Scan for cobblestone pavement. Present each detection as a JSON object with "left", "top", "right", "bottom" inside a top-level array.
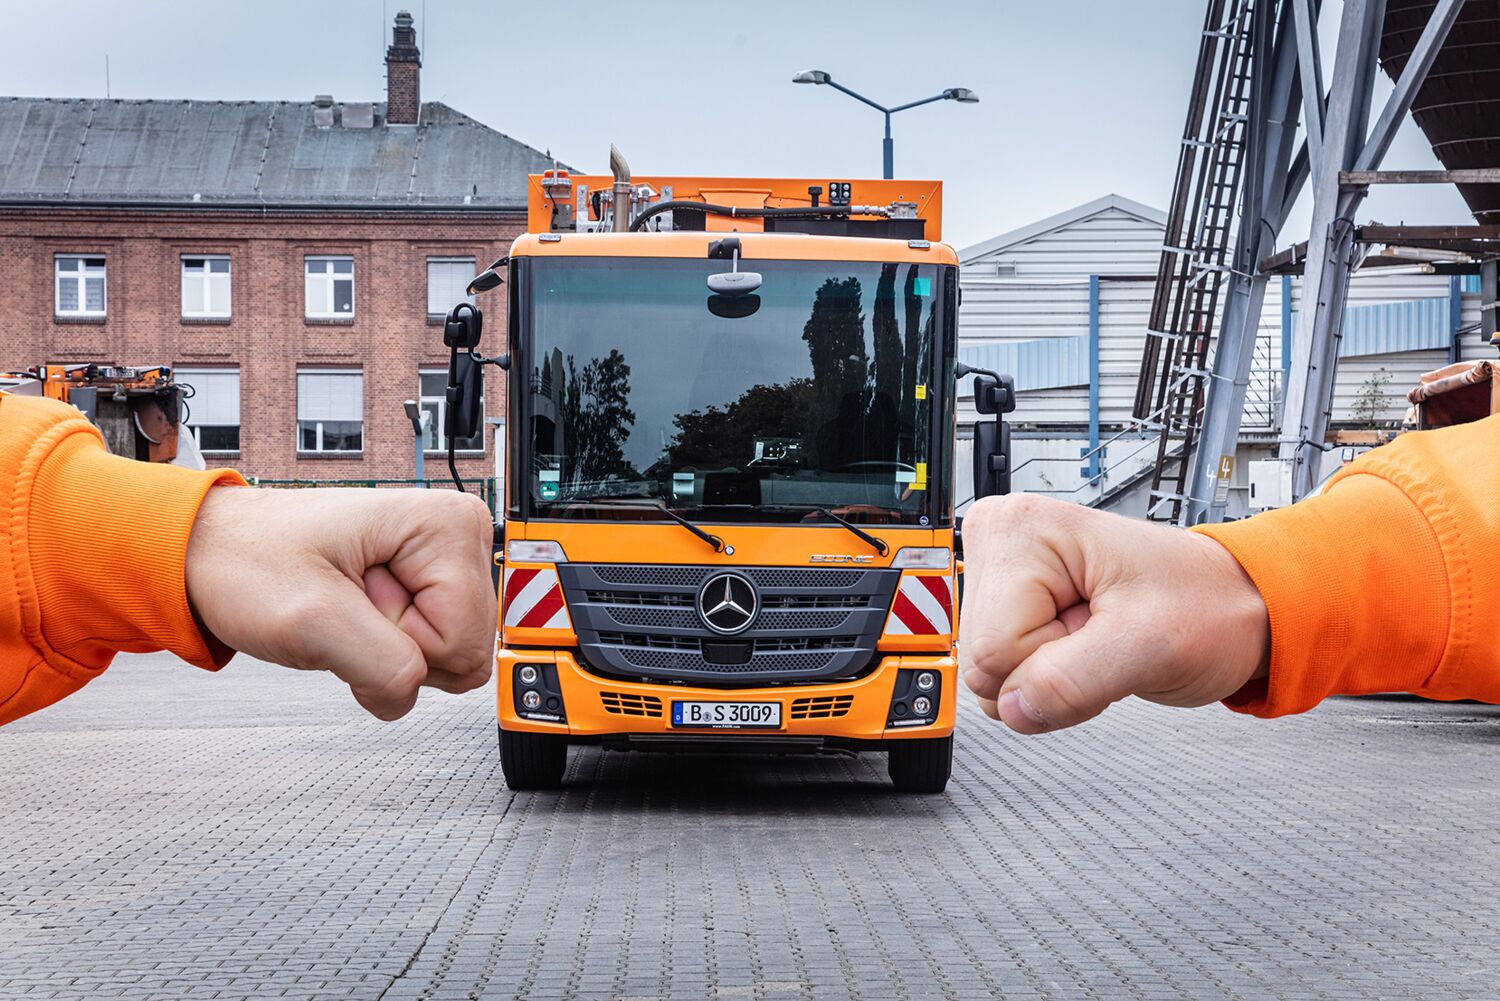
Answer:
[{"left": 3, "top": 653, "right": 1500, "bottom": 1000}]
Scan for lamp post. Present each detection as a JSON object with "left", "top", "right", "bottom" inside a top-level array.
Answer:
[
  {"left": 402, "top": 400, "right": 429, "bottom": 484},
  {"left": 792, "top": 70, "right": 978, "bottom": 179}
]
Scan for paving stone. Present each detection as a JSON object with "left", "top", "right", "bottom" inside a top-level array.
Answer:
[{"left": 3, "top": 654, "right": 1499, "bottom": 999}]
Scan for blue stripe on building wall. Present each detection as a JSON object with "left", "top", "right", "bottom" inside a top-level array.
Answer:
[
  {"left": 1450, "top": 276, "right": 1463, "bottom": 363},
  {"left": 958, "top": 334, "right": 1090, "bottom": 392},
  {"left": 1289, "top": 296, "right": 1452, "bottom": 358},
  {"left": 1086, "top": 274, "right": 1101, "bottom": 483},
  {"left": 1281, "top": 274, "right": 1292, "bottom": 379}
]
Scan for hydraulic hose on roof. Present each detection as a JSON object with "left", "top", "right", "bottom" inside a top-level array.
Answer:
[{"left": 627, "top": 200, "right": 880, "bottom": 232}]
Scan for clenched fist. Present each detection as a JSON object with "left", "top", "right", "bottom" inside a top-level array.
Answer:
[
  {"left": 185, "top": 487, "right": 497, "bottom": 721},
  {"left": 959, "top": 494, "right": 1270, "bottom": 734}
]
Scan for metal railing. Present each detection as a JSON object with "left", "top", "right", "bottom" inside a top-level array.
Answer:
[
  {"left": 1242, "top": 333, "right": 1283, "bottom": 430},
  {"left": 246, "top": 476, "right": 500, "bottom": 515}
]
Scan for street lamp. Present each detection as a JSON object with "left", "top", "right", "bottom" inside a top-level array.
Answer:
[
  {"left": 402, "top": 399, "right": 431, "bottom": 484},
  {"left": 792, "top": 70, "right": 978, "bottom": 179}
]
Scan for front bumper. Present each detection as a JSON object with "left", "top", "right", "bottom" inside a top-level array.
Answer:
[{"left": 497, "top": 648, "right": 956, "bottom": 742}]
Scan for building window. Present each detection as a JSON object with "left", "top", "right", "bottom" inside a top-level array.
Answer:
[
  {"left": 182, "top": 255, "right": 231, "bottom": 317},
  {"left": 177, "top": 368, "right": 241, "bottom": 453},
  {"left": 305, "top": 256, "right": 354, "bottom": 318},
  {"left": 55, "top": 255, "right": 106, "bottom": 317},
  {"left": 427, "top": 257, "right": 476, "bottom": 320},
  {"left": 418, "top": 369, "right": 484, "bottom": 452},
  {"left": 297, "top": 369, "right": 363, "bottom": 453}
]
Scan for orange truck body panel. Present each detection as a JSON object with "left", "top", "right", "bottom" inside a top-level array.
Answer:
[
  {"left": 499, "top": 523, "right": 958, "bottom": 739},
  {"left": 526, "top": 173, "right": 943, "bottom": 242},
  {"left": 497, "top": 174, "right": 957, "bottom": 751}
]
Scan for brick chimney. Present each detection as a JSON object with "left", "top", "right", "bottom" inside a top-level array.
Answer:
[{"left": 385, "top": 10, "right": 421, "bottom": 125}]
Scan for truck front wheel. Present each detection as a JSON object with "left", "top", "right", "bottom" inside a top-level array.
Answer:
[
  {"left": 887, "top": 735, "right": 953, "bottom": 794},
  {"left": 498, "top": 727, "right": 568, "bottom": 790}
]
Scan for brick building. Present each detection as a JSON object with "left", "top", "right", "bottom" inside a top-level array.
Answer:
[{"left": 0, "top": 11, "right": 556, "bottom": 487}]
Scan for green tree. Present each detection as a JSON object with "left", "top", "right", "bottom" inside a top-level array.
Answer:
[
  {"left": 1351, "top": 367, "right": 1392, "bottom": 429},
  {"left": 560, "top": 349, "right": 637, "bottom": 489},
  {"left": 665, "top": 379, "right": 817, "bottom": 470}
]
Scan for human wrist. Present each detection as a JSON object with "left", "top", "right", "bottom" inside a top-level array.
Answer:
[{"left": 1183, "top": 529, "right": 1271, "bottom": 713}]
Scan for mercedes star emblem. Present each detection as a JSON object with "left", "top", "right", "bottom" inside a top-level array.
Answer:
[{"left": 697, "top": 572, "right": 759, "bottom": 635}]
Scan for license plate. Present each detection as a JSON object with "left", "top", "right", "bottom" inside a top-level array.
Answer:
[{"left": 671, "top": 700, "right": 781, "bottom": 729}]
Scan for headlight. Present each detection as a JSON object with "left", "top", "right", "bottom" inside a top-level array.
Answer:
[
  {"left": 890, "top": 547, "right": 950, "bottom": 569},
  {"left": 518, "top": 664, "right": 540, "bottom": 686},
  {"left": 507, "top": 540, "right": 567, "bottom": 563},
  {"left": 912, "top": 696, "right": 933, "bottom": 716},
  {"left": 915, "top": 671, "right": 937, "bottom": 692},
  {"left": 521, "top": 690, "right": 543, "bottom": 710}
]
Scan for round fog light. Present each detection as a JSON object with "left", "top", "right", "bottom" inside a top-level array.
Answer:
[
  {"left": 912, "top": 696, "right": 933, "bottom": 716},
  {"left": 518, "top": 665, "right": 540, "bottom": 686},
  {"left": 915, "top": 671, "right": 936, "bottom": 692},
  {"left": 521, "top": 690, "right": 542, "bottom": 710}
]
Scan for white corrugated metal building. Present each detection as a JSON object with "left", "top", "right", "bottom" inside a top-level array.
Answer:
[{"left": 955, "top": 194, "right": 1483, "bottom": 516}]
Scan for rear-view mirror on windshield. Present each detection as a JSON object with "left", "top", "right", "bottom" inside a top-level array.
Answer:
[{"left": 706, "top": 294, "right": 761, "bottom": 319}]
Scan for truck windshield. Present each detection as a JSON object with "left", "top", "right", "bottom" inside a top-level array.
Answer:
[{"left": 521, "top": 256, "right": 947, "bottom": 525}]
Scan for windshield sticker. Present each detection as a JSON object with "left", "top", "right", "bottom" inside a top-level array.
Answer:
[
  {"left": 895, "top": 468, "right": 917, "bottom": 484},
  {"left": 912, "top": 276, "right": 931, "bottom": 297},
  {"left": 538, "top": 468, "right": 561, "bottom": 501},
  {"left": 914, "top": 384, "right": 927, "bottom": 400},
  {"left": 672, "top": 472, "right": 695, "bottom": 498},
  {"left": 911, "top": 461, "right": 928, "bottom": 492}
]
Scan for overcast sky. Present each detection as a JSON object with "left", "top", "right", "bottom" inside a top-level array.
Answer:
[{"left": 4, "top": 0, "right": 1466, "bottom": 250}]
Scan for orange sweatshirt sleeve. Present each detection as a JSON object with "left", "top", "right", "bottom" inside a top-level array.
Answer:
[
  {"left": 1193, "top": 413, "right": 1500, "bottom": 717},
  {"left": 0, "top": 393, "right": 246, "bottom": 725}
]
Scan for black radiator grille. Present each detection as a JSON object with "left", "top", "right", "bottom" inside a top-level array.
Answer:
[{"left": 558, "top": 563, "right": 900, "bottom": 684}]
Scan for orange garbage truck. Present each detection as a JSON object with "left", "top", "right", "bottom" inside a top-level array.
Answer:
[{"left": 445, "top": 152, "right": 1013, "bottom": 792}]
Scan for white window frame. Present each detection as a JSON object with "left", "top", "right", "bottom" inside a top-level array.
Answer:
[
  {"left": 426, "top": 256, "right": 477, "bottom": 320},
  {"left": 55, "top": 255, "right": 107, "bottom": 317},
  {"left": 181, "top": 255, "right": 232, "bottom": 318},
  {"left": 418, "top": 368, "right": 485, "bottom": 454},
  {"left": 296, "top": 368, "right": 364, "bottom": 454},
  {"left": 304, "top": 255, "right": 355, "bottom": 319},
  {"left": 176, "top": 367, "right": 241, "bottom": 454}
]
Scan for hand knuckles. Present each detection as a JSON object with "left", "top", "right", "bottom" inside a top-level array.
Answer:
[
  {"left": 1025, "top": 660, "right": 1099, "bottom": 725},
  {"left": 961, "top": 631, "right": 1013, "bottom": 680}
]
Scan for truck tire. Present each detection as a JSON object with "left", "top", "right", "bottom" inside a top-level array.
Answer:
[
  {"left": 887, "top": 735, "right": 953, "bottom": 794},
  {"left": 498, "top": 726, "right": 568, "bottom": 790}
]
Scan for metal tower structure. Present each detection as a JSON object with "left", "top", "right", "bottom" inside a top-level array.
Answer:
[
  {"left": 1137, "top": 0, "right": 1469, "bottom": 524},
  {"left": 1135, "top": 0, "right": 1262, "bottom": 522}
]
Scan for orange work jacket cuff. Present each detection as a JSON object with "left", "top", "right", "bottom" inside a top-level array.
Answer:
[
  {"left": 28, "top": 430, "right": 246, "bottom": 672},
  {"left": 1192, "top": 471, "right": 1448, "bottom": 717}
]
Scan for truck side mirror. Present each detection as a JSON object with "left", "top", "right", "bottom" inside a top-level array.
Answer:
[
  {"left": 973, "top": 373, "right": 1016, "bottom": 415},
  {"left": 444, "top": 302, "right": 483, "bottom": 349},
  {"left": 446, "top": 351, "right": 484, "bottom": 441},
  {"left": 972, "top": 419, "right": 1012, "bottom": 500}
]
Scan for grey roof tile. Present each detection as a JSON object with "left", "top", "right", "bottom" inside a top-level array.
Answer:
[{"left": 0, "top": 97, "right": 564, "bottom": 209}]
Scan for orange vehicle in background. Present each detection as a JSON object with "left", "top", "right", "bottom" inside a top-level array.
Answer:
[
  {"left": 0, "top": 364, "right": 197, "bottom": 466},
  {"left": 454, "top": 152, "right": 1013, "bottom": 792}
]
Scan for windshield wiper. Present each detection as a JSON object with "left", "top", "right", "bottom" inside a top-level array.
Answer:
[
  {"left": 693, "top": 502, "right": 889, "bottom": 556},
  {"left": 658, "top": 506, "right": 727, "bottom": 554},
  {"left": 812, "top": 507, "right": 889, "bottom": 556},
  {"left": 574, "top": 498, "right": 726, "bottom": 554}
]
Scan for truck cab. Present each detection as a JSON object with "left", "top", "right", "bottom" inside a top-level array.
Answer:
[{"left": 489, "top": 167, "right": 969, "bottom": 792}]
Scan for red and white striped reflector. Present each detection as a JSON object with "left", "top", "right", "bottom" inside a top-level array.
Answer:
[
  {"left": 885, "top": 574, "right": 954, "bottom": 636},
  {"left": 501, "top": 566, "right": 570, "bottom": 630}
]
